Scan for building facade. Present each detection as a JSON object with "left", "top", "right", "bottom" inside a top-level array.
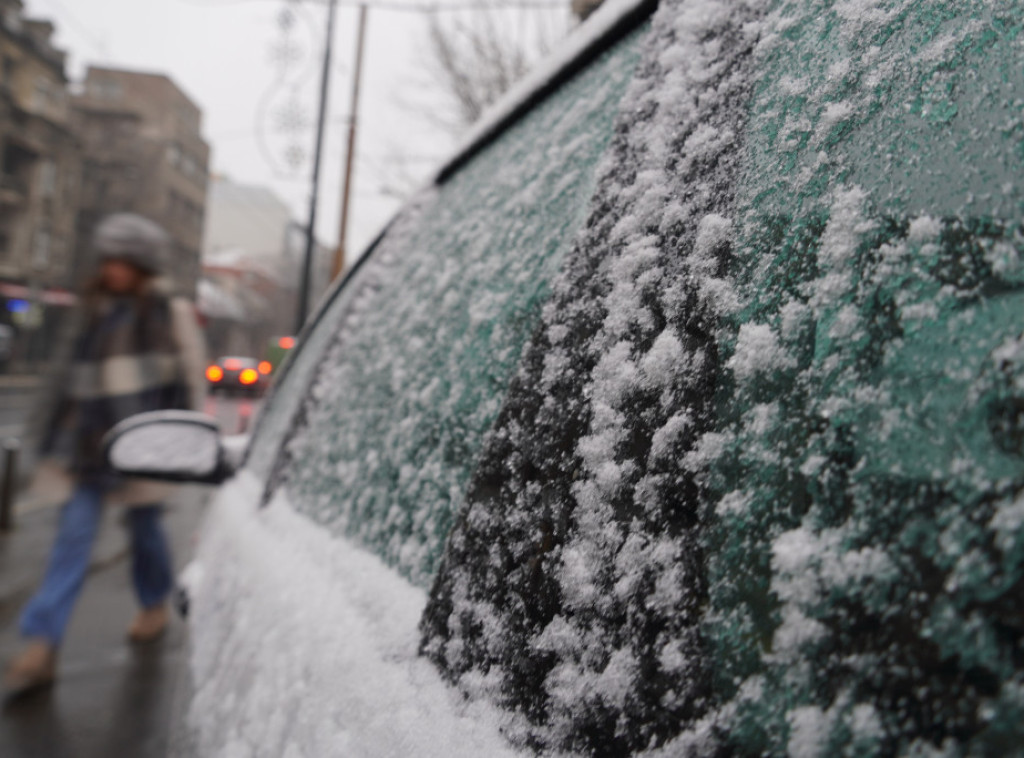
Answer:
[
  {"left": 74, "top": 66, "right": 209, "bottom": 295},
  {"left": 0, "top": 0, "right": 80, "bottom": 364}
]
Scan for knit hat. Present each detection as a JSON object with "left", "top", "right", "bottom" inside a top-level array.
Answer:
[{"left": 92, "top": 213, "right": 169, "bottom": 275}]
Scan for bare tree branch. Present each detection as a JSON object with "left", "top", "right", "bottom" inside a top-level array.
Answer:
[{"left": 419, "top": 5, "right": 571, "bottom": 134}]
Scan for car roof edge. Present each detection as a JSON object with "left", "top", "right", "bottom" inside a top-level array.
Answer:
[{"left": 432, "top": 0, "right": 659, "bottom": 186}]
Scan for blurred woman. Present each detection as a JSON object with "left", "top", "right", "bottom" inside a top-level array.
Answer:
[{"left": 3, "top": 213, "right": 206, "bottom": 699}]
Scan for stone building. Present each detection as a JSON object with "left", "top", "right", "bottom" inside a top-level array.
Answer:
[
  {"left": 73, "top": 66, "right": 209, "bottom": 295},
  {"left": 0, "top": 0, "right": 80, "bottom": 364}
]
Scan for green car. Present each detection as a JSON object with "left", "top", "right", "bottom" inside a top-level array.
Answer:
[{"left": 110, "top": 0, "right": 1023, "bottom": 754}]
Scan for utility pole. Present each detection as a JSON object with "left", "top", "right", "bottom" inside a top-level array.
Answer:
[
  {"left": 296, "top": 0, "right": 337, "bottom": 335},
  {"left": 333, "top": 3, "right": 368, "bottom": 280}
]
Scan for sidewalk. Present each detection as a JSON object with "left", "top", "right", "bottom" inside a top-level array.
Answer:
[
  {"left": 0, "top": 499, "right": 128, "bottom": 627},
  {"left": 0, "top": 373, "right": 59, "bottom": 620},
  {"left": 0, "top": 489, "right": 210, "bottom": 757}
]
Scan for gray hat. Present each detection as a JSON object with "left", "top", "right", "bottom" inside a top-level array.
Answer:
[{"left": 92, "top": 213, "right": 169, "bottom": 275}]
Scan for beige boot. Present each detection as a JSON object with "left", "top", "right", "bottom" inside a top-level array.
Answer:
[
  {"left": 3, "top": 639, "right": 57, "bottom": 699},
  {"left": 127, "top": 604, "right": 169, "bottom": 643}
]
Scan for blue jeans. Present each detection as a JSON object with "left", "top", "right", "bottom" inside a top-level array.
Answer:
[{"left": 19, "top": 483, "right": 173, "bottom": 644}]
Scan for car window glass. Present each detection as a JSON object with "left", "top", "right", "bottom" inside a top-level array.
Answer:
[
  {"left": 273, "top": 25, "right": 648, "bottom": 587},
  {"left": 244, "top": 288, "right": 354, "bottom": 480},
  {"left": 246, "top": 196, "right": 436, "bottom": 484},
  {"left": 705, "top": 0, "right": 1024, "bottom": 750},
  {"left": 419, "top": 0, "right": 1024, "bottom": 753}
]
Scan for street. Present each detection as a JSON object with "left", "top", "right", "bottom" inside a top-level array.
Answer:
[
  {"left": 0, "top": 378, "right": 41, "bottom": 441},
  {"left": 0, "top": 385, "right": 261, "bottom": 757},
  {"left": 0, "top": 492, "right": 205, "bottom": 758}
]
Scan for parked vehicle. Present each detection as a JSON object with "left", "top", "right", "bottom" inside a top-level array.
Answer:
[
  {"left": 107, "top": 0, "right": 1024, "bottom": 754},
  {"left": 204, "top": 356, "right": 269, "bottom": 396}
]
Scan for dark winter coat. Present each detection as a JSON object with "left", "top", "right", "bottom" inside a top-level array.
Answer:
[{"left": 26, "top": 278, "right": 207, "bottom": 507}]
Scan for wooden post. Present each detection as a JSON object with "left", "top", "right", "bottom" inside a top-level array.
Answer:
[{"left": 297, "top": 0, "right": 338, "bottom": 335}]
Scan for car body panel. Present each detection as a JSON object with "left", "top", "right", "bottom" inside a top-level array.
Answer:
[{"left": 183, "top": 472, "right": 522, "bottom": 757}]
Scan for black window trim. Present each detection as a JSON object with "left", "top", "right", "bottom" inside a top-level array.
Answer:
[{"left": 434, "top": 0, "right": 659, "bottom": 184}]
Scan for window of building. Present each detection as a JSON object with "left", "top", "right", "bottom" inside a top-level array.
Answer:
[
  {"left": 2, "top": 55, "right": 15, "bottom": 86},
  {"left": 116, "top": 116, "right": 138, "bottom": 138},
  {"left": 38, "top": 160, "right": 57, "bottom": 198},
  {"left": 177, "top": 104, "right": 198, "bottom": 134},
  {"left": 32, "top": 226, "right": 50, "bottom": 269},
  {"left": 50, "top": 234, "right": 65, "bottom": 267},
  {"left": 3, "top": 8, "right": 22, "bottom": 33},
  {"left": 90, "top": 78, "right": 122, "bottom": 100},
  {"left": 32, "top": 77, "right": 51, "bottom": 112}
]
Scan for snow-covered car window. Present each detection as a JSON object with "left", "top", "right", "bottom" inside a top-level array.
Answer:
[
  {"left": 245, "top": 206, "right": 432, "bottom": 482},
  {"left": 244, "top": 293, "right": 350, "bottom": 480},
  {"left": 706, "top": 1, "right": 1024, "bottom": 752},
  {"left": 421, "top": 0, "right": 1024, "bottom": 755},
  {"left": 269, "top": 24, "right": 648, "bottom": 587}
]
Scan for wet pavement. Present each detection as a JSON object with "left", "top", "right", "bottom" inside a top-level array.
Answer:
[
  {"left": 0, "top": 389, "right": 258, "bottom": 757},
  {"left": 0, "top": 488, "right": 210, "bottom": 757},
  {"left": 0, "top": 376, "right": 41, "bottom": 440}
]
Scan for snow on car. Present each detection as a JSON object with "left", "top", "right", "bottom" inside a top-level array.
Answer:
[{"left": 106, "top": 0, "right": 1024, "bottom": 754}]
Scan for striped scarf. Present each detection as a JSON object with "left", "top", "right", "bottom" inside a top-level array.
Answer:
[{"left": 44, "top": 289, "right": 191, "bottom": 478}]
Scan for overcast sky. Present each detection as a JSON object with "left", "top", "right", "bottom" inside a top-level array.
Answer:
[{"left": 21, "top": 0, "right": 490, "bottom": 261}]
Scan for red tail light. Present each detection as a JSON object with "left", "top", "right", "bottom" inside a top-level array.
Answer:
[
  {"left": 278, "top": 336, "right": 295, "bottom": 349},
  {"left": 258, "top": 360, "right": 272, "bottom": 375},
  {"left": 224, "top": 358, "right": 243, "bottom": 370},
  {"left": 239, "top": 368, "right": 259, "bottom": 385},
  {"left": 206, "top": 365, "right": 224, "bottom": 382}
]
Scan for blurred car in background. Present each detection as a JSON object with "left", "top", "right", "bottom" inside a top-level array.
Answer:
[
  {"left": 204, "top": 356, "right": 269, "bottom": 396},
  {"left": 107, "top": 0, "right": 1024, "bottom": 755}
]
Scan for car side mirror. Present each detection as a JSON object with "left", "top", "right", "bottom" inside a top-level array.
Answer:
[{"left": 103, "top": 410, "right": 238, "bottom": 484}]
